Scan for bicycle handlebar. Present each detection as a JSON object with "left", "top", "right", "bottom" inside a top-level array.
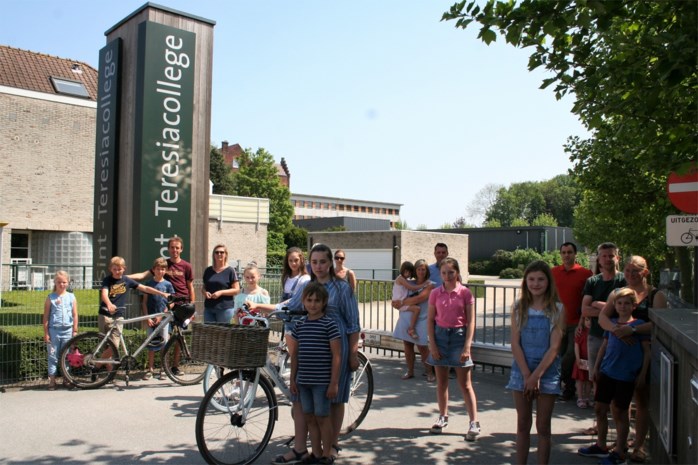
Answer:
[{"left": 237, "top": 305, "right": 307, "bottom": 326}]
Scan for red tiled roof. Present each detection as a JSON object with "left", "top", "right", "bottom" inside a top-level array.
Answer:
[{"left": 0, "top": 45, "right": 98, "bottom": 100}]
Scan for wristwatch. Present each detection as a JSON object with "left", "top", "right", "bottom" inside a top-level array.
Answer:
[{"left": 631, "top": 326, "right": 637, "bottom": 334}]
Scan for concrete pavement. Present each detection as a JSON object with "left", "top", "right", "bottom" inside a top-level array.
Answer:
[{"left": 1, "top": 354, "right": 611, "bottom": 464}]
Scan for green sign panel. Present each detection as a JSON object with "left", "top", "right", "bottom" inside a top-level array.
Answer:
[
  {"left": 93, "top": 38, "right": 122, "bottom": 281},
  {"left": 134, "top": 21, "right": 195, "bottom": 271}
]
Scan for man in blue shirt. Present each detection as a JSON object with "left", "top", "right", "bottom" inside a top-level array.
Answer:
[{"left": 428, "top": 243, "right": 449, "bottom": 287}]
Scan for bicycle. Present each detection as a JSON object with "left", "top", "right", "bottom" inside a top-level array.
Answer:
[
  {"left": 59, "top": 297, "right": 207, "bottom": 388},
  {"left": 195, "top": 307, "right": 374, "bottom": 465},
  {"left": 680, "top": 227, "right": 698, "bottom": 244}
]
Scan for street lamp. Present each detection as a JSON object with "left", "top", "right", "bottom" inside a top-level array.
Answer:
[{"left": 0, "top": 222, "right": 8, "bottom": 308}]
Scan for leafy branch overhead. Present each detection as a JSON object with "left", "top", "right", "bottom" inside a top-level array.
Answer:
[{"left": 443, "top": 0, "right": 697, "bottom": 298}]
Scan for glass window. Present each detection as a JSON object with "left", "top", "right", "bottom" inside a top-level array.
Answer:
[{"left": 50, "top": 77, "right": 90, "bottom": 98}]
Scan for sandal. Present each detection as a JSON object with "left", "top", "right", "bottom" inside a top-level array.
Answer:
[
  {"left": 629, "top": 448, "right": 647, "bottom": 463},
  {"left": 47, "top": 381, "right": 57, "bottom": 391},
  {"left": 330, "top": 445, "right": 341, "bottom": 461},
  {"left": 272, "top": 448, "right": 308, "bottom": 464},
  {"left": 426, "top": 373, "right": 436, "bottom": 383},
  {"left": 583, "top": 425, "right": 598, "bottom": 435},
  {"left": 577, "top": 398, "right": 588, "bottom": 408},
  {"left": 401, "top": 372, "right": 414, "bottom": 380}
]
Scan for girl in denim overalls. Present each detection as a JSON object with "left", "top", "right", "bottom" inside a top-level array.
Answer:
[
  {"left": 42, "top": 270, "right": 78, "bottom": 390},
  {"left": 506, "top": 260, "right": 564, "bottom": 465}
]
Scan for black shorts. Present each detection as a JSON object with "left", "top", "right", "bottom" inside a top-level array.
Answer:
[{"left": 594, "top": 372, "right": 635, "bottom": 410}]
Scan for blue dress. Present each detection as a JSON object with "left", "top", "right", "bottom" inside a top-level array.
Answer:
[
  {"left": 392, "top": 280, "right": 433, "bottom": 346},
  {"left": 506, "top": 308, "right": 561, "bottom": 395}
]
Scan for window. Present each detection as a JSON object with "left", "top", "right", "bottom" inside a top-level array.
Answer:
[
  {"left": 50, "top": 76, "right": 90, "bottom": 98},
  {"left": 11, "top": 232, "right": 29, "bottom": 259}
]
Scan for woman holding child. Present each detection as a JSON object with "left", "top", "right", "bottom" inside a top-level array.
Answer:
[
  {"left": 392, "top": 259, "right": 435, "bottom": 381},
  {"left": 598, "top": 255, "right": 666, "bottom": 463}
]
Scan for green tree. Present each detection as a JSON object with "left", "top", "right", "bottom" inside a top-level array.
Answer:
[
  {"left": 443, "top": 0, "right": 697, "bottom": 301},
  {"left": 510, "top": 218, "right": 529, "bottom": 227},
  {"left": 532, "top": 212, "right": 558, "bottom": 227},
  {"left": 209, "top": 145, "right": 235, "bottom": 195},
  {"left": 284, "top": 226, "right": 308, "bottom": 251},
  {"left": 393, "top": 220, "right": 409, "bottom": 230},
  {"left": 233, "top": 147, "right": 294, "bottom": 255},
  {"left": 483, "top": 218, "right": 502, "bottom": 228},
  {"left": 486, "top": 182, "right": 546, "bottom": 226}
]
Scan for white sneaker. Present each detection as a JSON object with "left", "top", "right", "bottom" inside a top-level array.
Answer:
[
  {"left": 466, "top": 421, "right": 481, "bottom": 441},
  {"left": 158, "top": 372, "right": 167, "bottom": 380},
  {"left": 430, "top": 415, "right": 448, "bottom": 434}
]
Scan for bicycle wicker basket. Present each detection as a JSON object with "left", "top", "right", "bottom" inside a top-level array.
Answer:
[{"left": 191, "top": 323, "right": 270, "bottom": 368}]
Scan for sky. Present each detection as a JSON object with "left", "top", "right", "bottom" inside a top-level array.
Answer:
[{"left": 1, "top": 0, "right": 587, "bottom": 228}]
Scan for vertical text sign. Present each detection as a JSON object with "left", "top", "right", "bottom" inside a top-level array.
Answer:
[
  {"left": 134, "top": 22, "right": 195, "bottom": 271},
  {"left": 93, "top": 38, "right": 122, "bottom": 281}
]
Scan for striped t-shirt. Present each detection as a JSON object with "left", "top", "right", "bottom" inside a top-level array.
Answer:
[{"left": 291, "top": 315, "right": 341, "bottom": 384}]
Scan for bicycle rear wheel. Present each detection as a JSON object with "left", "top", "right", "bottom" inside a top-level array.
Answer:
[
  {"left": 59, "top": 332, "right": 118, "bottom": 389},
  {"left": 162, "top": 330, "right": 207, "bottom": 385},
  {"left": 341, "top": 351, "right": 373, "bottom": 436},
  {"left": 196, "top": 370, "right": 277, "bottom": 465}
]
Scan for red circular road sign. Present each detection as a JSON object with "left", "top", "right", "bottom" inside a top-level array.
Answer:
[{"left": 667, "top": 162, "right": 698, "bottom": 214}]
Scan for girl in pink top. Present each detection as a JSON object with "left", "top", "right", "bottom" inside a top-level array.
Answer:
[{"left": 426, "top": 257, "right": 480, "bottom": 440}]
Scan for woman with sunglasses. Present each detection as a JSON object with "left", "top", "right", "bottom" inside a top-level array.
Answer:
[
  {"left": 202, "top": 244, "right": 241, "bottom": 323},
  {"left": 333, "top": 249, "right": 357, "bottom": 293}
]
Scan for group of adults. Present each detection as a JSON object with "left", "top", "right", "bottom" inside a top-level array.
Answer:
[{"left": 554, "top": 241, "right": 665, "bottom": 463}]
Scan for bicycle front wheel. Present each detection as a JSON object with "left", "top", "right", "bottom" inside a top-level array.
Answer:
[
  {"left": 59, "top": 332, "right": 118, "bottom": 389},
  {"left": 196, "top": 370, "right": 277, "bottom": 465},
  {"left": 341, "top": 351, "right": 373, "bottom": 436},
  {"left": 162, "top": 330, "right": 207, "bottom": 385}
]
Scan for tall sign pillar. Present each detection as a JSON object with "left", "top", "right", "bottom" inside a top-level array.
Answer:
[{"left": 93, "top": 3, "right": 214, "bottom": 280}]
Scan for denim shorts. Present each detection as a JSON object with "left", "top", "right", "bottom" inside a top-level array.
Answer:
[
  {"left": 297, "top": 383, "right": 331, "bottom": 417},
  {"left": 426, "top": 325, "right": 473, "bottom": 368}
]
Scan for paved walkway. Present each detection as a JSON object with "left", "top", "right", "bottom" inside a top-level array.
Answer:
[{"left": 1, "top": 354, "right": 611, "bottom": 465}]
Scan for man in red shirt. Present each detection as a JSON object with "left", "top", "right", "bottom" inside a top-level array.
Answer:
[{"left": 552, "top": 242, "right": 593, "bottom": 401}]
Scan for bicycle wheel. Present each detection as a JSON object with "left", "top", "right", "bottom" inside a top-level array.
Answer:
[
  {"left": 59, "top": 332, "right": 118, "bottom": 389},
  {"left": 196, "top": 370, "right": 277, "bottom": 465},
  {"left": 162, "top": 330, "right": 207, "bottom": 385},
  {"left": 341, "top": 351, "right": 373, "bottom": 436}
]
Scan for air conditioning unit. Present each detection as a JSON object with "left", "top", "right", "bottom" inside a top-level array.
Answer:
[{"left": 10, "top": 258, "right": 32, "bottom": 265}]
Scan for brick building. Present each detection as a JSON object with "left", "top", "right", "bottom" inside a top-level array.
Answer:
[
  {"left": 0, "top": 46, "right": 270, "bottom": 289},
  {"left": 0, "top": 45, "right": 98, "bottom": 288}
]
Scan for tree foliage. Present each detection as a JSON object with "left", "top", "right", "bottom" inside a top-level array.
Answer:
[
  {"left": 233, "top": 147, "right": 294, "bottom": 255},
  {"left": 484, "top": 175, "right": 579, "bottom": 227},
  {"left": 209, "top": 145, "right": 235, "bottom": 195},
  {"left": 443, "top": 1, "right": 697, "bottom": 300}
]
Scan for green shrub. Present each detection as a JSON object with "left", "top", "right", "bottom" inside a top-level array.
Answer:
[
  {"left": 0, "top": 325, "right": 150, "bottom": 381},
  {"left": 499, "top": 267, "right": 524, "bottom": 279},
  {"left": 511, "top": 249, "right": 544, "bottom": 268}
]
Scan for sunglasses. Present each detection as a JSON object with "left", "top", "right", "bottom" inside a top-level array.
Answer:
[
  {"left": 334, "top": 256, "right": 345, "bottom": 261},
  {"left": 214, "top": 250, "right": 226, "bottom": 255}
]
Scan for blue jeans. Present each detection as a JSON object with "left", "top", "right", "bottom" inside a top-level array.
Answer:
[
  {"left": 47, "top": 326, "right": 72, "bottom": 376},
  {"left": 204, "top": 306, "right": 235, "bottom": 323}
]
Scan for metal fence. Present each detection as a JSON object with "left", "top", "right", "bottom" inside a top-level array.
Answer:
[{"left": 0, "top": 272, "right": 520, "bottom": 387}]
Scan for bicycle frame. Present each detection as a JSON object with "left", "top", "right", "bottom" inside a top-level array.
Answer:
[{"left": 89, "top": 310, "right": 175, "bottom": 367}]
